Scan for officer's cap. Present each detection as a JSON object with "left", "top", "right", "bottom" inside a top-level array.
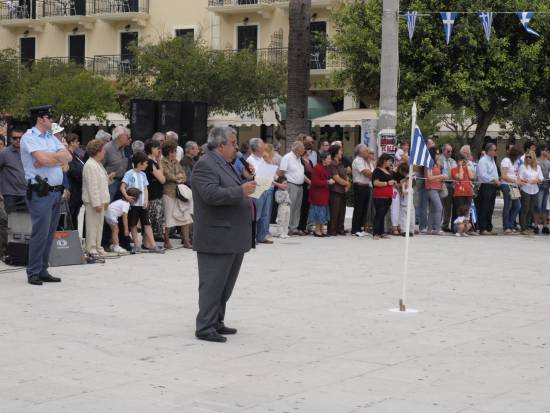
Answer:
[{"left": 29, "top": 105, "right": 53, "bottom": 118}]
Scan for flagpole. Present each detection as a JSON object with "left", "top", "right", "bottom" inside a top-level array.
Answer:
[{"left": 399, "top": 102, "right": 417, "bottom": 312}]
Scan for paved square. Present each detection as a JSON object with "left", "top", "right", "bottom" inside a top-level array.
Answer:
[{"left": 1, "top": 229, "right": 549, "bottom": 412}]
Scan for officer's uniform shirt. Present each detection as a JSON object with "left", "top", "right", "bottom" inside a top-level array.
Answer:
[{"left": 20, "top": 127, "right": 64, "bottom": 186}]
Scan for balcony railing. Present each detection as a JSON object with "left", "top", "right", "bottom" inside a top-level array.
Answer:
[
  {"left": 0, "top": 1, "right": 32, "bottom": 20},
  {"left": 93, "top": 0, "right": 148, "bottom": 14},
  {"left": 208, "top": 0, "right": 275, "bottom": 6},
  {"left": 40, "top": 0, "right": 94, "bottom": 17},
  {"left": 0, "top": 0, "right": 147, "bottom": 21},
  {"left": 90, "top": 54, "right": 134, "bottom": 76}
]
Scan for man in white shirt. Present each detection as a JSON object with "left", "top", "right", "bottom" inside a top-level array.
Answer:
[
  {"left": 303, "top": 135, "right": 318, "bottom": 166},
  {"left": 279, "top": 141, "right": 308, "bottom": 235},
  {"left": 248, "top": 138, "right": 274, "bottom": 244},
  {"left": 476, "top": 143, "right": 500, "bottom": 235},
  {"left": 351, "top": 144, "right": 374, "bottom": 236}
]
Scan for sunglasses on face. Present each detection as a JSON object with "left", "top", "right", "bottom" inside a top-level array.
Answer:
[
  {"left": 11, "top": 136, "right": 22, "bottom": 141},
  {"left": 525, "top": 156, "right": 532, "bottom": 159}
]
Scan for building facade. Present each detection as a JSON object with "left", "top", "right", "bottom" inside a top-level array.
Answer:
[{"left": 0, "top": 0, "right": 360, "bottom": 149}]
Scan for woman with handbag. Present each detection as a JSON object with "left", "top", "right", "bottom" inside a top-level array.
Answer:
[
  {"left": 161, "top": 140, "right": 193, "bottom": 249},
  {"left": 423, "top": 150, "right": 446, "bottom": 235},
  {"left": 500, "top": 145, "right": 522, "bottom": 234},
  {"left": 518, "top": 150, "right": 544, "bottom": 235},
  {"left": 451, "top": 154, "right": 474, "bottom": 232}
]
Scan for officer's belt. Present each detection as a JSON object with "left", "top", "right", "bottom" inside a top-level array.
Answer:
[{"left": 29, "top": 184, "right": 65, "bottom": 193}]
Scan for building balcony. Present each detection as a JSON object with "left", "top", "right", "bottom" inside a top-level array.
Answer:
[
  {"left": 89, "top": 54, "right": 134, "bottom": 76},
  {"left": 39, "top": 0, "right": 96, "bottom": 28},
  {"left": 208, "top": 0, "right": 276, "bottom": 18},
  {"left": 92, "top": 0, "right": 149, "bottom": 25},
  {"left": 274, "top": 0, "right": 336, "bottom": 10},
  {"left": 0, "top": 1, "right": 45, "bottom": 30}
]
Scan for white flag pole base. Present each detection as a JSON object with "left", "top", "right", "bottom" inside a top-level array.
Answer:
[
  {"left": 389, "top": 308, "right": 420, "bottom": 313},
  {"left": 388, "top": 299, "right": 419, "bottom": 313}
]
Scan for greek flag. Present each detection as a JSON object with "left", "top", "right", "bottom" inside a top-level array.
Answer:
[
  {"left": 441, "top": 12, "right": 458, "bottom": 45},
  {"left": 517, "top": 12, "right": 540, "bottom": 37},
  {"left": 409, "top": 126, "right": 434, "bottom": 169},
  {"left": 479, "top": 12, "right": 494, "bottom": 41},
  {"left": 405, "top": 11, "right": 418, "bottom": 41}
]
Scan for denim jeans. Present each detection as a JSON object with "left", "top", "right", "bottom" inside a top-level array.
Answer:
[
  {"left": 253, "top": 187, "right": 273, "bottom": 241},
  {"left": 416, "top": 187, "right": 428, "bottom": 230},
  {"left": 501, "top": 185, "right": 521, "bottom": 230}
]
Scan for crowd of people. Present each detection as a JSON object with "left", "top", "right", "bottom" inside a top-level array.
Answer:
[{"left": 0, "top": 121, "right": 549, "bottom": 269}]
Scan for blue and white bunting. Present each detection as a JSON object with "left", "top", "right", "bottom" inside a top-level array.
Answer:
[
  {"left": 516, "top": 12, "right": 540, "bottom": 37},
  {"left": 440, "top": 12, "right": 458, "bottom": 45},
  {"left": 404, "top": 11, "right": 418, "bottom": 41},
  {"left": 409, "top": 126, "right": 434, "bottom": 169},
  {"left": 479, "top": 12, "right": 494, "bottom": 41}
]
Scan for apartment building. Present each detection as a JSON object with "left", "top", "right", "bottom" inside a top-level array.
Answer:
[{"left": 0, "top": 0, "right": 362, "bottom": 147}]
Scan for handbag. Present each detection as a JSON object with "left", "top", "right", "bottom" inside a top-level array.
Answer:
[
  {"left": 509, "top": 185, "right": 521, "bottom": 200},
  {"left": 439, "top": 183, "right": 448, "bottom": 199},
  {"left": 176, "top": 184, "right": 193, "bottom": 202}
]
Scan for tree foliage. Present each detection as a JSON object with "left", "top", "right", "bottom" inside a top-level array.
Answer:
[
  {"left": 0, "top": 49, "right": 23, "bottom": 115},
  {"left": 332, "top": 0, "right": 550, "bottom": 153},
  {"left": 14, "top": 60, "right": 119, "bottom": 130},
  {"left": 119, "top": 37, "right": 287, "bottom": 118}
]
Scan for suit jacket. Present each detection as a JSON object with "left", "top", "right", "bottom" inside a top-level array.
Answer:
[
  {"left": 82, "top": 157, "right": 110, "bottom": 207},
  {"left": 191, "top": 150, "right": 253, "bottom": 254}
]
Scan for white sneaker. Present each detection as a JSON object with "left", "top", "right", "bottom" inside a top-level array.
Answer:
[
  {"left": 353, "top": 232, "right": 365, "bottom": 237},
  {"left": 359, "top": 231, "right": 368, "bottom": 237},
  {"left": 111, "top": 245, "right": 129, "bottom": 255},
  {"left": 455, "top": 233, "right": 461, "bottom": 237}
]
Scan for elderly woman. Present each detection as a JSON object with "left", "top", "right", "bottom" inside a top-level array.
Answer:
[
  {"left": 66, "top": 133, "right": 85, "bottom": 230},
  {"left": 327, "top": 144, "right": 351, "bottom": 236},
  {"left": 161, "top": 140, "right": 193, "bottom": 248},
  {"left": 82, "top": 139, "right": 111, "bottom": 262}
]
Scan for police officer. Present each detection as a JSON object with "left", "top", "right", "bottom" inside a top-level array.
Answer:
[{"left": 20, "top": 106, "right": 72, "bottom": 286}]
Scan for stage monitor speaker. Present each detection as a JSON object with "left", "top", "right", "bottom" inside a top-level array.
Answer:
[
  {"left": 130, "top": 99, "right": 157, "bottom": 142},
  {"left": 181, "top": 101, "right": 208, "bottom": 146},
  {"left": 157, "top": 100, "right": 182, "bottom": 136}
]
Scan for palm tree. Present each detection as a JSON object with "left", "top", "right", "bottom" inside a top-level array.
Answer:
[{"left": 286, "top": 0, "right": 311, "bottom": 148}]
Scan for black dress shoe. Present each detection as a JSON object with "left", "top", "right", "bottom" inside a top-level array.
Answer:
[
  {"left": 195, "top": 331, "right": 227, "bottom": 343},
  {"left": 40, "top": 274, "right": 62, "bottom": 283},
  {"left": 217, "top": 326, "right": 237, "bottom": 335},
  {"left": 28, "top": 275, "right": 43, "bottom": 286}
]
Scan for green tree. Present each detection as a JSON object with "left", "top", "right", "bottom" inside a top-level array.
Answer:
[
  {"left": 119, "top": 37, "right": 287, "bottom": 118},
  {"left": 15, "top": 60, "right": 119, "bottom": 131},
  {"left": 332, "top": 0, "right": 550, "bottom": 155},
  {"left": 0, "top": 49, "right": 22, "bottom": 115}
]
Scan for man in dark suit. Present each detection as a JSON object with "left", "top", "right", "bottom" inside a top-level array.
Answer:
[{"left": 191, "top": 127, "right": 256, "bottom": 343}]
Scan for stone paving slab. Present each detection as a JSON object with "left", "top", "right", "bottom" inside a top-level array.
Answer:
[{"left": 1, "top": 230, "right": 550, "bottom": 412}]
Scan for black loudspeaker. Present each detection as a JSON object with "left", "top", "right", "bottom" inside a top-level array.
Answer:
[
  {"left": 130, "top": 99, "right": 157, "bottom": 142},
  {"left": 181, "top": 101, "right": 208, "bottom": 146},
  {"left": 5, "top": 241, "right": 29, "bottom": 266},
  {"left": 157, "top": 100, "right": 182, "bottom": 136}
]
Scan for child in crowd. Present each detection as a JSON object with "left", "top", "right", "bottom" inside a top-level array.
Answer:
[
  {"left": 105, "top": 187, "right": 141, "bottom": 255},
  {"left": 121, "top": 152, "right": 164, "bottom": 253},
  {"left": 398, "top": 164, "right": 415, "bottom": 236},
  {"left": 274, "top": 176, "right": 291, "bottom": 238},
  {"left": 454, "top": 204, "right": 472, "bottom": 237}
]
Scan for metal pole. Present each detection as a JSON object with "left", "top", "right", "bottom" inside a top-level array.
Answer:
[
  {"left": 400, "top": 102, "right": 417, "bottom": 312},
  {"left": 378, "top": 0, "right": 400, "bottom": 150}
]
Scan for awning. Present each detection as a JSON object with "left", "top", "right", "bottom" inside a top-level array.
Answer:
[
  {"left": 278, "top": 96, "right": 336, "bottom": 121},
  {"left": 208, "top": 109, "right": 280, "bottom": 127},
  {"left": 80, "top": 113, "right": 129, "bottom": 126},
  {"left": 311, "top": 108, "right": 379, "bottom": 127}
]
